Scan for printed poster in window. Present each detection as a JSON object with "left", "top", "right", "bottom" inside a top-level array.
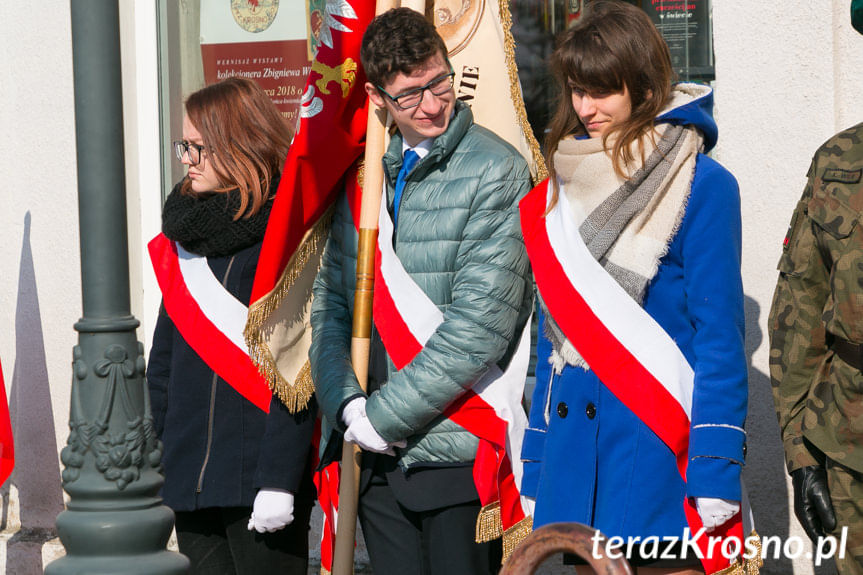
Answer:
[
  {"left": 200, "top": 0, "right": 313, "bottom": 127},
  {"left": 642, "top": 0, "right": 714, "bottom": 81}
]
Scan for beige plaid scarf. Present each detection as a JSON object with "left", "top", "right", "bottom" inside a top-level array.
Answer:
[{"left": 541, "top": 122, "right": 703, "bottom": 372}]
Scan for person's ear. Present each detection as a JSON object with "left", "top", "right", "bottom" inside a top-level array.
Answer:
[
  {"left": 366, "top": 82, "right": 386, "bottom": 108},
  {"left": 645, "top": 88, "right": 654, "bottom": 101}
]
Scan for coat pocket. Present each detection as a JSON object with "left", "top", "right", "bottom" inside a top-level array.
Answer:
[
  {"left": 808, "top": 190, "right": 858, "bottom": 240},
  {"left": 808, "top": 181, "right": 862, "bottom": 279}
]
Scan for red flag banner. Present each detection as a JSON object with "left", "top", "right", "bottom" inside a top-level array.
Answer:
[
  {"left": 0, "top": 359, "right": 14, "bottom": 486},
  {"left": 244, "top": 0, "right": 375, "bottom": 414},
  {"left": 311, "top": 417, "right": 341, "bottom": 575}
]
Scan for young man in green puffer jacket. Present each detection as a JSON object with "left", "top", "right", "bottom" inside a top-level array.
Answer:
[{"left": 309, "top": 8, "right": 533, "bottom": 575}]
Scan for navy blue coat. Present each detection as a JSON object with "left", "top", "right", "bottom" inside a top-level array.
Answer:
[{"left": 147, "top": 241, "right": 317, "bottom": 512}]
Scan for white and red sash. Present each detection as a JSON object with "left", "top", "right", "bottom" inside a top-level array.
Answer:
[
  {"left": 148, "top": 233, "right": 272, "bottom": 412},
  {"left": 371, "top": 198, "right": 533, "bottom": 550},
  {"left": 520, "top": 182, "right": 752, "bottom": 574}
]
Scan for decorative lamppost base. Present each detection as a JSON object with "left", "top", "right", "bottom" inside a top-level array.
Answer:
[
  {"left": 46, "top": 506, "right": 188, "bottom": 574},
  {"left": 47, "top": 1, "right": 190, "bottom": 572}
]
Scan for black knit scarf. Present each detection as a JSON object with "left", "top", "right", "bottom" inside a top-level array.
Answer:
[{"left": 161, "top": 175, "right": 277, "bottom": 257}]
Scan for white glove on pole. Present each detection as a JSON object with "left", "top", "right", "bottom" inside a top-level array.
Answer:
[
  {"left": 342, "top": 397, "right": 368, "bottom": 428},
  {"left": 342, "top": 397, "right": 407, "bottom": 455},
  {"left": 247, "top": 488, "right": 295, "bottom": 533},
  {"left": 695, "top": 497, "right": 740, "bottom": 532}
]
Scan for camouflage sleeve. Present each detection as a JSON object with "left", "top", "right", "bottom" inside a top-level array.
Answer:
[{"left": 767, "top": 157, "right": 830, "bottom": 472}]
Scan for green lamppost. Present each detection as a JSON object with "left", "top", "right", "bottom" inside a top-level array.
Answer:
[{"left": 44, "top": 1, "right": 188, "bottom": 573}]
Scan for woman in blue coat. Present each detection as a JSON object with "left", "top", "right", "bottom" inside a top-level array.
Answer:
[{"left": 519, "top": 2, "right": 750, "bottom": 574}]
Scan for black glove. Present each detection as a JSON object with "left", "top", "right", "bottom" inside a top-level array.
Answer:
[{"left": 791, "top": 465, "right": 837, "bottom": 542}]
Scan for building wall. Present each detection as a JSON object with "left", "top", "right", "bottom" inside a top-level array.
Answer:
[
  {"left": 0, "top": 2, "right": 78, "bottom": 572},
  {"left": 713, "top": 3, "right": 863, "bottom": 573},
  {"left": 0, "top": 2, "right": 162, "bottom": 572},
  {"left": 0, "top": 2, "right": 861, "bottom": 574}
]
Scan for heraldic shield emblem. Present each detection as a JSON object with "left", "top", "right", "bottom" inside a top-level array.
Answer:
[{"left": 434, "top": 0, "right": 485, "bottom": 56}]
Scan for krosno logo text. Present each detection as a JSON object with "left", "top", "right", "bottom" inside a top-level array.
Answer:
[{"left": 591, "top": 527, "right": 848, "bottom": 567}]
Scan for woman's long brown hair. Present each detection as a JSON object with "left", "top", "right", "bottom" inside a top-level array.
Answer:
[
  {"left": 544, "top": 0, "right": 674, "bottom": 210},
  {"left": 182, "top": 77, "right": 293, "bottom": 219}
]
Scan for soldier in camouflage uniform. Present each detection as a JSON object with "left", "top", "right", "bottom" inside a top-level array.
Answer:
[{"left": 768, "top": 5, "right": 863, "bottom": 574}]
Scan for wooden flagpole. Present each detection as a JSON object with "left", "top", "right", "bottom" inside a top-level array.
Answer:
[{"left": 330, "top": 0, "right": 424, "bottom": 572}]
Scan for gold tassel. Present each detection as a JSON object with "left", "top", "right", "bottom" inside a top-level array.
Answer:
[
  {"left": 473, "top": 502, "right": 534, "bottom": 565},
  {"left": 244, "top": 207, "right": 334, "bottom": 413},
  {"left": 710, "top": 530, "right": 763, "bottom": 575},
  {"left": 320, "top": 567, "right": 330, "bottom": 575},
  {"left": 497, "top": 0, "right": 548, "bottom": 183},
  {"left": 745, "top": 530, "right": 764, "bottom": 575},
  {"left": 475, "top": 501, "right": 502, "bottom": 543},
  {"left": 712, "top": 561, "right": 745, "bottom": 575},
  {"left": 501, "top": 515, "right": 533, "bottom": 564}
]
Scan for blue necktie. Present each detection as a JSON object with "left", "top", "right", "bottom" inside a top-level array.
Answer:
[{"left": 393, "top": 149, "right": 420, "bottom": 227}]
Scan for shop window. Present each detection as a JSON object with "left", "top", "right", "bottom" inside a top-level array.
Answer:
[
  {"left": 510, "top": 0, "right": 714, "bottom": 141},
  {"left": 156, "top": 0, "right": 314, "bottom": 200},
  {"left": 639, "top": 0, "right": 714, "bottom": 82},
  {"left": 157, "top": 0, "right": 713, "bottom": 199}
]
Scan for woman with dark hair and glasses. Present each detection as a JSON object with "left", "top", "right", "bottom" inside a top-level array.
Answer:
[
  {"left": 519, "top": 2, "right": 752, "bottom": 574},
  {"left": 148, "top": 77, "right": 316, "bottom": 574}
]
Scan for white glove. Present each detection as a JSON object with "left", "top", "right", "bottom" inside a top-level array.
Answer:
[
  {"left": 247, "top": 488, "right": 294, "bottom": 533},
  {"left": 696, "top": 497, "right": 740, "bottom": 532},
  {"left": 342, "top": 397, "right": 407, "bottom": 455},
  {"left": 521, "top": 495, "right": 536, "bottom": 518},
  {"left": 342, "top": 397, "right": 368, "bottom": 428}
]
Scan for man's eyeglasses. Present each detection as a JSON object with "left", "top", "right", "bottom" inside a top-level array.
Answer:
[
  {"left": 172, "top": 140, "right": 208, "bottom": 166},
  {"left": 377, "top": 71, "right": 455, "bottom": 110}
]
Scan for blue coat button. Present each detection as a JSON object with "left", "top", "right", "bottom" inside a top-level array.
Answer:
[
  {"left": 557, "top": 402, "right": 568, "bottom": 418},
  {"left": 585, "top": 402, "right": 596, "bottom": 419}
]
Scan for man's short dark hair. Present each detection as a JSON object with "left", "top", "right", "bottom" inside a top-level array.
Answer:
[{"left": 360, "top": 8, "right": 449, "bottom": 89}]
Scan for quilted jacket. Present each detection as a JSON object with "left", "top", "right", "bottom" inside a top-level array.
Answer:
[{"left": 310, "top": 101, "right": 533, "bottom": 468}]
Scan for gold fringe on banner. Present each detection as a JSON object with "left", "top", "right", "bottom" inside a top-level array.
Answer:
[
  {"left": 475, "top": 501, "right": 503, "bottom": 543},
  {"left": 282, "top": 360, "right": 315, "bottom": 412},
  {"left": 712, "top": 530, "right": 763, "bottom": 575},
  {"left": 502, "top": 514, "right": 533, "bottom": 564},
  {"left": 244, "top": 207, "right": 334, "bottom": 413},
  {"left": 474, "top": 501, "right": 534, "bottom": 564},
  {"left": 497, "top": 0, "right": 547, "bottom": 183}
]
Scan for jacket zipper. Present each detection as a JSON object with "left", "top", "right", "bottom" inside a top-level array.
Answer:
[{"left": 196, "top": 255, "right": 237, "bottom": 494}]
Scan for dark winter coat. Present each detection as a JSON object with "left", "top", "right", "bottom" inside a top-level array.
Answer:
[{"left": 147, "top": 240, "right": 317, "bottom": 512}]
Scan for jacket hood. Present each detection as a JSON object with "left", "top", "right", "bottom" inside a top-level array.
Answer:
[{"left": 656, "top": 82, "right": 718, "bottom": 153}]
